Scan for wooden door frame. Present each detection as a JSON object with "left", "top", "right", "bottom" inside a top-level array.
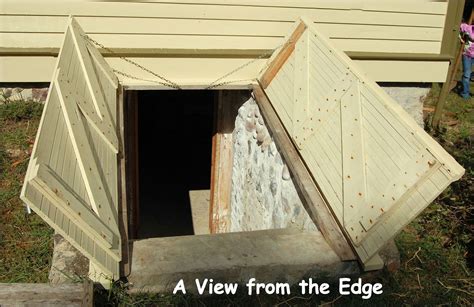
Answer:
[
  {"left": 122, "top": 90, "right": 140, "bottom": 242},
  {"left": 118, "top": 89, "right": 139, "bottom": 276},
  {"left": 209, "top": 90, "right": 251, "bottom": 234},
  {"left": 209, "top": 91, "right": 233, "bottom": 233}
]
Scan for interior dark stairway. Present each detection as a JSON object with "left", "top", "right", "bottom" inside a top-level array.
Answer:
[{"left": 136, "top": 90, "right": 214, "bottom": 238}]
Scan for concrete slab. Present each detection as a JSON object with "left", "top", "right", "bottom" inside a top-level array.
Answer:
[
  {"left": 189, "top": 190, "right": 210, "bottom": 235},
  {"left": 128, "top": 228, "right": 360, "bottom": 293}
]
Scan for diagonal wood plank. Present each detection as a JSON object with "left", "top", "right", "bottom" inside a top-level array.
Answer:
[
  {"left": 61, "top": 71, "right": 118, "bottom": 153},
  {"left": 260, "top": 22, "right": 306, "bottom": 89},
  {"left": 356, "top": 152, "right": 439, "bottom": 233},
  {"left": 54, "top": 75, "right": 119, "bottom": 235},
  {"left": 85, "top": 41, "right": 119, "bottom": 88},
  {"left": 32, "top": 163, "right": 118, "bottom": 250},
  {"left": 85, "top": 39, "right": 119, "bottom": 135},
  {"left": 68, "top": 17, "right": 118, "bottom": 150}
]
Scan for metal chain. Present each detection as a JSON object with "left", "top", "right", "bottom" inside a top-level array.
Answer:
[
  {"left": 205, "top": 42, "right": 287, "bottom": 90},
  {"left": 112, "top": 70, "right": 183, "bottom": 88},
  {"left": 206, "top": 78, "right": 256, "bottom": 89},
  {"left": 83, "top": 33, "right": 291, "bottom": 90},
  {"left": 83, "top": 34, "right": 182, "bottom": 89}
]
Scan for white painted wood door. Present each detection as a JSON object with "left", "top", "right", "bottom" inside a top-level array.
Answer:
[
  {"left": 21, "top": 17, "right": 121, "bottom": 277},
  {"left": 259, "top": 18, "right": 464, "bottom": 264}
]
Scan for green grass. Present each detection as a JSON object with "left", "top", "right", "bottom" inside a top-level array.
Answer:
[
  {"left": 0, "top": 101, "right": 53, "bottom": 283},
  {"left": 0, "top": 89, "right": 472, "bottom": 305}
]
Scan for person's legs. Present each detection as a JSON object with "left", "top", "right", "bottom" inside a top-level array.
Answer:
[{"left": 461, "top": 55, "right": 473, "bottom": 99}]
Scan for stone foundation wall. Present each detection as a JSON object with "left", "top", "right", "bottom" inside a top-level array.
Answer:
[
  {"left": 230, "top": 98, "right": 317, "bottom": 232},
  {"left": 380, "top": 83, "right": 430, "bottom": 127},
  {"left": 0, "top": 87, "right": 49, "bottom": 104}
]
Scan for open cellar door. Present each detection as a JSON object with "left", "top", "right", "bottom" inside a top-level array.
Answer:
[
  {"left": 21, "top": 17, "right": 121, "bottom": 277},
  {"left": 257, "top": 17, "right": 464, "bottom": 265}
]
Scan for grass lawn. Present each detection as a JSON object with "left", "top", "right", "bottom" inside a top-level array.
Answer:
[
  {"left": 0, "top": 85, "right": 472, "bottom": 305},
  {"left": 0, "top": 101, "right": 53, "bottom": 282}
]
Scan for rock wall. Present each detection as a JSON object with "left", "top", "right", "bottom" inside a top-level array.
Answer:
[
  {"left": 230, "top": 97, "right": 317, "bottom": 232},
  {"left": 0, "top": 87, "right": 49, "bottom": 104}
]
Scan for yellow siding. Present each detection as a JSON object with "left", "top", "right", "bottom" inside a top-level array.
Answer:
[
  {"left": 352, "top": 60, "right": 449, "bottom": 82},
  {"left": 0, "top": 0, "right": 449, "bottom": 83},
  {"left": 0, "top": 56, "right": 450, "bottom": 84}
]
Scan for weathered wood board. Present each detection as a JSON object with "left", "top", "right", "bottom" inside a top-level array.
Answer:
[{"left": 0, "top": 281, "right": 93, "bottom": 307}]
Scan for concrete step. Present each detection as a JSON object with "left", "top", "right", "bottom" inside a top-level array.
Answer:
[
  {"left": 128, "top": 228, "right": 359, "bottom": 293},
  {"left": 189, "top": 189, "right": 210, "bottom": 235}
]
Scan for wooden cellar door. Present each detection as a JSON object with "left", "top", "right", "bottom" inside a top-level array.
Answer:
[
  {"left": 258, "top": 18, "right": 464, "bottom": 265},
  {"left": 21, "top": 17, "right": 121, "bottom": 278}
]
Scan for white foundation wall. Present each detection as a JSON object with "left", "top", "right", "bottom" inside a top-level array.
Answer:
[
  {"left": 380, "top": 83, "right": 430, "bottom": 127},
  {"left": 230, "top": 97, "right": 317, "bottom": 232}
]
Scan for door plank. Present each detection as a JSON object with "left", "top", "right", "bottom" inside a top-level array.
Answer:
[
  {"left": 32, "top": 164, "right": 117, "bottom": 248},
  {"left": 340, "top": 81, "right": 367, "bottom": 244},
  {"left": 54, "top": 78, "right": 119, "bottom": 235},
  {"left": 253, "top": 85, "right": 355, "bottom": 261}
]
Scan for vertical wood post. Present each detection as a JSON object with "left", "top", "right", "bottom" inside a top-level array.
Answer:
[
  {"left": 448, "top": 7, "right": 474, "bottom": 92},
  {"left": 432, "top": 0, "right": 468, "bottom": 128},
  {"left": 209, "top": 91, "right": 248, "bottom": 233},
  {"left": 124, "top": 90, "right": 139, "bottom": 240},
  {"left": 118, "top": 86, "right": 131, "bottom": 277},
  {"left": 432, "top": 53, "right": 460, "bottom": 128}
]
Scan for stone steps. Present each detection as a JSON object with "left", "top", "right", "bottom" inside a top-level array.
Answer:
[{"left": 127, "top": 228, "right": 360, "bottom": 293}]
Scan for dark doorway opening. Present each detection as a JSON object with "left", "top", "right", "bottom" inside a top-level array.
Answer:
[{"left": 132, "top": 90, "right": 215, "bottom": 239}]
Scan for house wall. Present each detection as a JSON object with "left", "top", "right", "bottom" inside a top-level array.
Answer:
[{"left": 0, "top": 0, "right": 459, "bottom": 84}]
